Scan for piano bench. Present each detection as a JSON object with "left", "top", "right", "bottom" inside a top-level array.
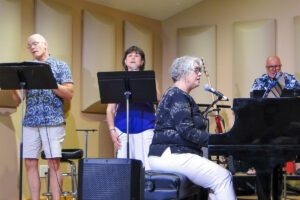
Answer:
[{"left": 144, "top": 170, "right": 208, "bottom": 200}]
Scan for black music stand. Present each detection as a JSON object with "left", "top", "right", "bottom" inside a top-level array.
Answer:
[
  {"left": 97, "top": 70, "right": 157, "bottom": 159},
  {"left": 0, "top": 61, "right": 57, "bottom": 200}
]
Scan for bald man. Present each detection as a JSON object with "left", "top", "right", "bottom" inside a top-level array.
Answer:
[
  {"left": 251, "top": 56, "right": 299, "bottom": 97},
  {"left": 11, "top": 34, "right": 74, "bottom": 200},
  {"left": 251, "top": 56, "right": 300, "bottom": 175}
]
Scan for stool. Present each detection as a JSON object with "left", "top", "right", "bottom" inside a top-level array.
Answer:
[
  {"left": 283, "top": 174, "right": 300, "bottom": 200},
  {"left": 145, "top": 171, "right": 208, "bottom": 200},
  {"left": 41, "top": 149, "right": 83, "bottom": 200}
]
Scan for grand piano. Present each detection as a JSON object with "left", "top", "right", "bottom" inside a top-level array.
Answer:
[{"left": 208, "top": 97, "right": 300, "bottom": 200}]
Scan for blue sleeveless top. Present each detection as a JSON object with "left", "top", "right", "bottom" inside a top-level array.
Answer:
[{"left": 114, "top": 102, "right": 155, "bottom": 133}]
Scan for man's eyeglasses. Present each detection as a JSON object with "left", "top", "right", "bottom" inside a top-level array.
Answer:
[
  {"left": 27, "top": 41, "right": 40, "bottom": 49},
  {"left": 194, "top": 67, "right": 202, "bottom": 73},
  {"left": 266, "top": 64, "right": 281, "bottom": 70}
]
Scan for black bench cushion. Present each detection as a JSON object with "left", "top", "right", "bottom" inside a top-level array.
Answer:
[{"left": 145, "top": 170, "right": 199, "bottom": 200}]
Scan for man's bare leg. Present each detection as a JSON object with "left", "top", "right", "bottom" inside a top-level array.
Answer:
[
  {"left": 25, "top": 159, "right": 40, "bottom": 200},
  {"left": 48, "top": 158, "right": 62, "bottom": 200}
]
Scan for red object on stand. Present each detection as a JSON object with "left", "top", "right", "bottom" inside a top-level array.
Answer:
[{"left": 286, "top": 161, "right": 296, "bottom": 174}]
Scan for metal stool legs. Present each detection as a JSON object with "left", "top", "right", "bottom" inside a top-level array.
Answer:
[
  {"left": 42, "top": 160, "right": 78, "bottom": 200},
  {"left": 66, "top": 160, "right": 77, "bottom": 200},
  {"left": 42, "top": 167, "right": 52, "bottom": 200},
  {"left": 61, "top": 160, "right": 78, "bottom": 200},
  {"left": 41, "top": 149, "right": 83, "bottom": 199},
  {"left": 72, "top": 162, "right": 78, "bottom": 200}
]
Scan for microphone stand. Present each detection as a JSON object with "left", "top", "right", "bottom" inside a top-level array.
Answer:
[
  {"left": 19, "top": 82, "right": 25, "bottom": 200},
  {"left": 203, "top": 96, "right": 222, "bottom": 119},
  {"left": 124, "top": 91, "right": 131, "bottom": 159},
  {"left": 263, "top": 72, "right": 283, "bottom": 98},
  {"left": 76, "top": 129, "right": 97, "bottom": 158}
]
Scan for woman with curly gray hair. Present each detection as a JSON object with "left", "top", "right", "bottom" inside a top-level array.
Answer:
[{"left": 149, "top": 56, "right": 236, "bottom": 200}]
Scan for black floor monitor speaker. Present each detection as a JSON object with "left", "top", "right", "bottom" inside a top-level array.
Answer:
[{"left": 78, "top": 158, "right": 145, "bottom": 200}]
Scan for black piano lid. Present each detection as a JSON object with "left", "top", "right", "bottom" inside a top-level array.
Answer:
[
  {"left": 209, "top": 97, "right": 300, "bottom": 145},
  {"left": 209, "top": 97, "right": 300, "bottom": 172}
]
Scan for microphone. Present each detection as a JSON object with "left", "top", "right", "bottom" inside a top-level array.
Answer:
[
  {"left": 273, "top": 72, "right": 277, "bottom": 80},
  {"left": 131, "top": 65, "right": 138, "bottom": 71},
  {"left": 203, "top": 84, "right": 229, "bottom": 101},
  {"left": 263, "top": 72, "right": 283, "bottom": 98}
]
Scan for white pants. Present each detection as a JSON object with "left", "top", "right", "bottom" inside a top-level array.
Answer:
[
  {"left": 116, "top": 128, "right": 154, "bottom": 170},
  {"left": 149, "top": 147, "right": 236, "bottom": 200}
]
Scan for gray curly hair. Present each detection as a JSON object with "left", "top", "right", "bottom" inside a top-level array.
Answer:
[
  {"left": 170, "top": 56, "right": 203, "bottom": 82},
  {"left": 27, "top": 33, "right": 47, "bottom": 43}
]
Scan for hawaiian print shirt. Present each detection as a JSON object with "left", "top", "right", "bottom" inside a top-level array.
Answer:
[
  {"left": 251, "top": 73, "right": 299, "bottom": 92},
  {"left": 23, "top": 56, "right": 73, "bottom": 127}
]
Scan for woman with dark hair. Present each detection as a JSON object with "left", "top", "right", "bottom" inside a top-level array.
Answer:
[
  {"left": 148, "top": 56, "right": 236, "bottom": 200},
  {"left": 106, "top": 45, "right": 161, "bottom": 170},
  {"left": 122, "top": 45, "right": 146, "bottom": 71}
]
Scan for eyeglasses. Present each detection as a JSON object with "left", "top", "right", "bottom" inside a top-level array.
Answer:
[
  {"left": 266, "top": 64, "right": 282, "bottom": 70},
  {"left": 27, "top": 41, "right": 40, "bottom": 49},
  {"left": 194, "top": 67, "right": 202, "bottom": 73}
]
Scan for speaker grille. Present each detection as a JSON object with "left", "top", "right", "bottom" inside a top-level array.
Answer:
[{"left": 78, "top": 158, "right": 144, "bottom": 200}]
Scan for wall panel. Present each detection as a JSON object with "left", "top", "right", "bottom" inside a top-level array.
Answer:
[
  {"left": 124, "top": 21, "right": 153, "bottom": 70},
  {"left": 233, "top": 19, "right": 276, "bottom": 98},
  {"left": 178, "top": 25, "right": 217, "bottom": 104},
  {"left": 35, "top": 0, "right": 72, "bottom": 66},
  {"left": 0, "top": 0, "right": 22, "bottom": 108},
  {"left": 294, "top": 16, "right": 300, "bottom": 80},
  {"left": 82, "top": 10, "right": 116, "bottom": 113}
]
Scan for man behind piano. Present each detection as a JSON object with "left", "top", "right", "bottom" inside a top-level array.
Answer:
[
  {"left": 251, "top": 55, "right": 300, "bottom": 175},
  {"left": 148, "top": 56, "right": 236, "bottom": 200},
  {"left": 251, "top": 56, "right": 299, "bottom": 97}
]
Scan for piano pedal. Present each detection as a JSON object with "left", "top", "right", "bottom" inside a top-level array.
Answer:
[{"left": 227, "top": 155, "right": 236, "bottom": 174}]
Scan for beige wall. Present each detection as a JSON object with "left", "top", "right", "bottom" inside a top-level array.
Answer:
[
  {"left": 0, "top": 0, "right": 162, "bottom": 198},
  {"left": 3, "top": 0, "right": 300, "bottom": 198},
  {"left": 161, "top": 0, "right": 300, "bottom": 127}
]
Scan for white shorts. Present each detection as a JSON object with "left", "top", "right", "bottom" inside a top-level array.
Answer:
[{"left": 23, "top": 126, "right": 65, "bottom": 159}]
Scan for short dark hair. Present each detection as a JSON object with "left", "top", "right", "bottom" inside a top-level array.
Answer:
[{"left": 122, "top": 46, "right": 145, "bottom": 71}]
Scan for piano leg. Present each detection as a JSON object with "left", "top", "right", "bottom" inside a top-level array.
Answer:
[
  {"left": 255, "top": 165, "right": 283, "bottom": 200},
  {"left": 272, "top": 164, "right": 283, "bottom": 200},
  {"left": 256, "top": 172, "right": 271, "bottom": 200}
]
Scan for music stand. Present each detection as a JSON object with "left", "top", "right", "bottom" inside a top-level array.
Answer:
[
  {"left": 0, "top": 61, "right": 57, "bottom": 200},
  {"left": 97, "top": 70, "right": 157, "bottom": 159},
  {"left": 251, "top": 89, "right": 297, "bottom": 98}
]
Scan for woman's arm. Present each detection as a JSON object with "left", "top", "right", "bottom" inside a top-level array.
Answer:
[
  {"left": 155, "top": 80, "right": 162, "bottom": 102},
  {"left": 173, "top": 96, "right": 209, "bottom": 146},
  {"left": 11, "top": 90, "right": 26, "bottom": 104},
  {"left": 106, "top": 103, "right": 121, "bottom": 149}
]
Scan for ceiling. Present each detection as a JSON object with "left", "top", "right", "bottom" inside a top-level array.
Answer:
[{"left": 88, "top": 0, "right": 203, "bottom": 21}]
